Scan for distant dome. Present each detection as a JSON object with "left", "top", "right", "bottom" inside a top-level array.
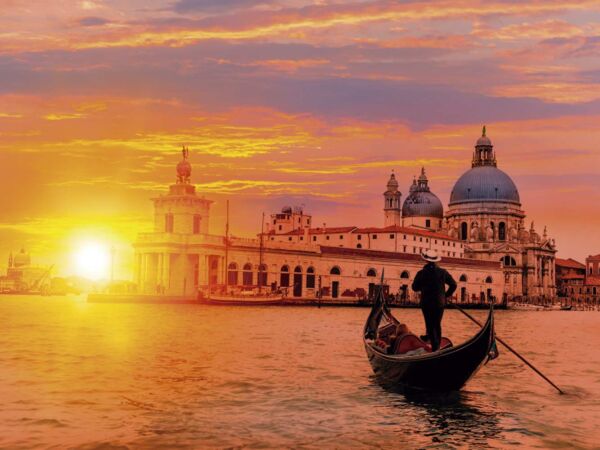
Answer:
[
  {"left": 13, "top": 248, "right": 30, "bottom": 268},
  {"left": 386, "top": 172, "right": 399, "bottom": 191},
  {"left": 402, "top": 167, "right": 443, "bottom": 218},
  {"left": 476, "top": 135, "right": 492, "bottom": 147},
  {"left": 449, "top": 166, "right": 520, "bottom": 206},
  {"left": 402, "top": 192, "right": 444, "bottom": 218}
]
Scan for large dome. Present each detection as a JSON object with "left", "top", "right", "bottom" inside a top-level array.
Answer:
[
  {"left": 449, "top": 166, "right": 520, "bottom": 206},
  {"left": 402, "top": 191, "right": 444, "bottom": 218}
]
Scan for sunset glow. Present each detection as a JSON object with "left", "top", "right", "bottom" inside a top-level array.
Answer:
[
  {"left": 1, "top": 0, "right": 600, "bottom": 278},
  {"left": 72, "top": 242, "right": 111, "bottom": 280}
]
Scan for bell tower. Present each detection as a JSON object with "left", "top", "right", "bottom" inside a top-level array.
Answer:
[{"left": 383, "top": 171, "right": 402, "bottom": 227}]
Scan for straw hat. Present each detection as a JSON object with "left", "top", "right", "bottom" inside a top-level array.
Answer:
[{"left": 421, "top": 249, "right": 441, "bottom": 262}]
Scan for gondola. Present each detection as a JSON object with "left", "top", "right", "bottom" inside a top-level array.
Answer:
[{"left": 363, "top": 282, "right": 497, "bottom": 392}]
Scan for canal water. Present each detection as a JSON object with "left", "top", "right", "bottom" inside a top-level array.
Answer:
[{"left": 1, "top": 295, "right": 598, "bottom": 449}]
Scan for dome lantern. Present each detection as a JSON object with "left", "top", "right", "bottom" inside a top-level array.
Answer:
[
  {"left": 176, "top": 145, "right": 192, "bottom": 184},
  {"left": 472, "top": 125, "right": 496, "bottom": 168}
]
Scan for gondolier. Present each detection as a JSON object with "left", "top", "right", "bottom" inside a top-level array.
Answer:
[{"left": 411, "top": 249, "right": 457, "bottom": 352}]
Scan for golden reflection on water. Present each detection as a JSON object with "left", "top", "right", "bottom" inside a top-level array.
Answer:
[{"left": 0, "top": 296, "right": 599, "bottom": 448}]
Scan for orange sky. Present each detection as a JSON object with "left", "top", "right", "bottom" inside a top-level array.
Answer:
[{"left": 2, "top": 0, "right": 600, "bottom": 278}]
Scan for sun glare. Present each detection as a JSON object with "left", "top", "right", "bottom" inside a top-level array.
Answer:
[{"left": 73, "top": 242, "right": 111, "bottom": 280}]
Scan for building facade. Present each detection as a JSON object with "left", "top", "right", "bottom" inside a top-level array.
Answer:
[
  {"left": 133, "top": 129, "right": 557, "bottom": 302},
  {"left": 443, "top": 127, "right": 557, "bottom": 299}
]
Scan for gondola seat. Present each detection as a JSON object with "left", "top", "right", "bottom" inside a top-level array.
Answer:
[{"left": 393, "top": 334, "right": 453, "bottom": 354}]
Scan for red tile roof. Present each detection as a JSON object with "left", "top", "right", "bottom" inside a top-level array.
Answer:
[
  {"left": 555, "top": 258, "right": 585, "bottom": 270},
  {"left": 319, "top": 246, "right": 499, "bottom": 268},
  {"left": 559, "top": 274, "right": 585, "bottom": 280},
  {"left": 588, "top": 254, "right": 600, "bottom": 260}
]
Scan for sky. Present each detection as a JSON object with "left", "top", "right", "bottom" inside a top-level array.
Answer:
[{"left": 1, "top": 0, "right": 600, "bottom": 278}]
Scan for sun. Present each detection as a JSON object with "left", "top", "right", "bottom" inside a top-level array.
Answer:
[{"left": 73, "top": 242, "right": 111, "bottom": 280}]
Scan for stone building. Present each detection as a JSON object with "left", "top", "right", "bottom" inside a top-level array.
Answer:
[
  {"left": 133, "top": 144, "right": 505, "bottom": 301},
  {"left": 443, "top": 127, "right": 557, "bottom": 299},
  {"left": 555, "top": 258, "right": 585, "bottom": 297}
]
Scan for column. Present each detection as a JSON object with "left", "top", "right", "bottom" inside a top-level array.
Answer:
[{"left": 163, "top": 253, "right": 171, "bottom": 292}]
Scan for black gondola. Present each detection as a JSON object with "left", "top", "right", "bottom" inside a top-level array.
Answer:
[{"left": 364, "top": 281, "right": 497, "bottom": 392}]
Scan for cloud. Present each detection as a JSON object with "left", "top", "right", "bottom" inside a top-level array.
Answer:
[
  {"left": 172, "top": 0, "right": 278, "bottom": 14},
  {"left": 78, "top": 16, "right": 111, "bottom": 27}
]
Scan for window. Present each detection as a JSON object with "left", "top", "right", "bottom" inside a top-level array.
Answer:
[
  {"left": 278, "top": 225, "right": 282, "bottom": 231},
  {"left": 313, "top": 236, "right": 316, "bottom": 241},
  {"left": 426, "top": 239, "right": 429, "bottom": 243},
  {"left": 367, "top": 268, "right": 377, "bottom": 277},
  {"left": 165, "top": 213, "right": 174, "bottom": 233},
  {"left": 326, "top": 236, "right": 330, "bottom": 240},
  {"left": 459, "top": 274, "right": 467, "bottom": 282},
  {"left": 461, "top": 222, "right": 468, "bottom": 241},
  {"left": 243, "top": 263, "right": 253, "bottom": 286},
  {"left": 403, "top": 235, "right": 407, "bottom": 239},
  {"left": 400, "top": 271, "right": 410, "bottom": 279},
  {"left": 357, "top": 244, "right": 362, "bottom": 249},
  {"left": 499, "top": 222, "right": 506, "bottom": 241},
  {"left": 485, "top": 276, "right": 493, "bottom": 283},
  {"left": 403, "top": 246, "right": 406, "bottom": 252},
  {"left": 280, "top": 265, "right": 290, "bottom": 287},
  {"left": 300, "top": 236, "right": 304, "bottom": 241},
  {"left": 426, "top": 219, "right": 431, "bottom": 228},
  {"left": 227, "top": 263, "right": 238, "bottom": 285},
  {"left": 413, "top": 236, "right": 416, "bottom": 241},
  {"left": 339, "top": 235, "right": 344, "bottom": 240},
  {"left": 306, "top": 267, "right": 315, "bottom": 288},
  {"left": 330, "top": 266, "right": 341, "bottom": 275},
  {"left": 389, "top": 234, "right": 394, "bottom": 239},
  {"left": 257, "top": 264, "right": 268, "bottom": 287},
  {"left": 435, "top": 240, "right": 438, "bottom": 244},
  {"left": 372, "top": 234, "right": 378, "bottom": 239},
  {"left": 357, "top": 235, "right": 362, "bottom": 240},
  {"left": 288, "top": 237, "right": 292, "bottom": 241},
  {"left": 193, "top": 214, "right": 201, "bottom": 234}
]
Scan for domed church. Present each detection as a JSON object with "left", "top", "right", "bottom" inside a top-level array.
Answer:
[
  {"left": 444, "top": 127, "right": 557, "bottom": 298},
  {"left": 402, "top": 168, "right": 444, "bottom": 231}
]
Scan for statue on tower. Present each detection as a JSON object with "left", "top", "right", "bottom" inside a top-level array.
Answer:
[{"left": 176, "top": 145, "right": 192, "bottom": 184}]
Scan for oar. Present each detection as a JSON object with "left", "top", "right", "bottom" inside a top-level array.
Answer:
[{"left": 454, "top": 304, "right": 565, "bottom": 395}]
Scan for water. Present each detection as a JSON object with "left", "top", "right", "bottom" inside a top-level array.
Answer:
[{"left": 0, "top": 296, "right": 599, "bottom": 449}]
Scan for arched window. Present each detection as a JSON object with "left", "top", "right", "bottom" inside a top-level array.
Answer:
[
  {"left": 356, "top": 243, "right": 362, "bottom": 249},
  {"left": 459, "top": 274, "right": 467, "bottom": 282},
  {"left": 330, "top": 266, "right": 341, "bottom": 275},
  {"left": 227, "top": 262, "right": 238, "bottom": 285},
  {"left": 243, "top": 263, "right": 253, "bottom": 286},
  {"left": 294, "top": 266, "right": 302, "bottom": 273},
  {"left": 461, "top": 222, "right": 468, "bottom": 241},
  {"left": 400, "top": 270, "right": 410, "bottom": 279},
  {"left": 499, "top": 222, "right": 506, "bottom": 241},
  {"left": 280, "top": 265, "right": 290, "bottom": 287},
  {"left": 367, "top": 268, "right": 377, "bottom": 277},
  {"left": 257, "top": 264, "right": 267, "bottom": 287},
  {"left": 485, "top": 276, "right": 493, "bottom": 283},
  {"left": 306, "top": 266, "right": 315, "bottom": 289}
]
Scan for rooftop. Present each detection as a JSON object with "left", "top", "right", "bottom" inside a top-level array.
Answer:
[
  {"left": 555, "top": 258, "right": 585, "bottom": 270},
  {"left": 268, "top": 225, "right": 458, "bottom": 242}
]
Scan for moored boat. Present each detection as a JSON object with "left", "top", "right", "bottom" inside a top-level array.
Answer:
[
  {"left": 364, "top": 283, "right": 497, "bottom": 392},
  {"left": 200, "top": 292, "right": 285, "bottom": 306}
]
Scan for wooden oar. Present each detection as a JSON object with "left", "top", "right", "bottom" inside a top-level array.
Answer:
[{"left": 454, "top": 304, "right": 565, "bottom": 395}]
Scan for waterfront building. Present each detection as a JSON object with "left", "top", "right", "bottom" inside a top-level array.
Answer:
[
  {"left": 133, "top": 129, "right": 557, "bottom": 302},
  {"left": 443, "top": 127, "right": 557, "bottom": 299},
  {"left": 0, "top": 248, "right": 51, "bottom": 293},
  {"left": 556, "top": 258, "right": 586, "bottom": 297}
]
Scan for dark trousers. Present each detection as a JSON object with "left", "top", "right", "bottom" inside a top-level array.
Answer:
[{"left": 421, "top": 305, "right": 444, "bottom": 351}]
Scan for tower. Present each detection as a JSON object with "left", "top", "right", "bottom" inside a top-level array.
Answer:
[{"left": 383, "top": 171, "right": 402, "bottom": 227}]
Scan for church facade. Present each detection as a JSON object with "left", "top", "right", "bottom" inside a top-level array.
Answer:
[{"left": 133, "top": 129, "right": 556, "bottom": 301}]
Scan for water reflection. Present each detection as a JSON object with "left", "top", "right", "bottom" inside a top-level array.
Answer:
[{"left": 372, "top": 378, "right": 503, "bottom": 448}]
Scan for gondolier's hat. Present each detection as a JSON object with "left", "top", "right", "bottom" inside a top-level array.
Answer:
[{"left": 421, "top": 249, "right": 441, "bottom": 262}]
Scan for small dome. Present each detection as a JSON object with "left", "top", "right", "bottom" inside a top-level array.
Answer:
[
  {"left": 476, "top": 125, "right": 492, "bottom": 147},
  {"left": 449, "top": 166, "right": 520, "bottom": 206},
  {"left": 176, "top": 159, "right": 191, "bottom": 178},
  {"left": 13, "top": 248, "right": 30, "bottom": 268},
  {"left": 402, "top": 191, "right": 444, "bottom": 218},
  {"left": 386, "top": 172, "right": 399, "bottom": 191}
]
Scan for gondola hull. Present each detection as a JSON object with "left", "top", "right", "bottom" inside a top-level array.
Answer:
[{"left": 364, "top": 307, "right": 495, "bottom": 392}]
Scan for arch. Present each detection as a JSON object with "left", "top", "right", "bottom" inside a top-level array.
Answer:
[
  {"left": 459, "top": 274, "right": 467, "bottom": 282},
  {"left": 306, "top": 266, "right": 316, "bottom": 289},
  {"left": 485, "top": 276, "right": 493, "bottom": 283},
  {"left": 293, "top": 266, "right": 303, "bottom": 297},
  {"left": 242, "top": 263, "right": 253, "bottom": 286},
  {"left": 280, "top": 265, "right": 290, "bottom": 287},
  {"left": 499, "top": 222, "right": 506, "bottom": 241},
  {"left": 500, "top": 255, "right": 517, "bottom": 266},
  {"left": 294, "top": 265, "right": 302, "bottom": 273},
  {"left": 330, "top": 266, "right": 341, "bottom": 275},
  {"left": 227, "top": 262, "right": 239, "bottom": 285},
  {"left": 460, "top": 222, "right": 468, "bottom": 241},
  {"left": 366, "top": 268, "right": 377, "bottom": 277},
  {"left": 400, "top": 270, "right": 410, "bottom": 279},
  {"left": 257, "top": 264, "right": 267, "bottom": 287},
  {"left": 356, "top": 243, "right": 362, "bottom": 249}
]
